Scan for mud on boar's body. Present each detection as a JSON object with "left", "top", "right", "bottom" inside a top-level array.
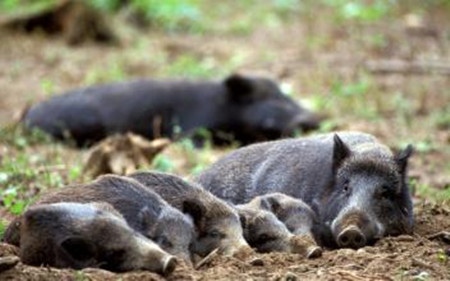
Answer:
[
  {"left": 196, "top": 131, "right": 414, "bottom": 249},
  {"left": 3, "top": 175, "right": 194, "bottom": 264},
  {"left": 129, "top": 171, "right": 252, "bottom": 258},
  {"left": 17, "top": 202, "right": 177, "bottom": 275},
  {"left": 242, "top": 193, "right": 322, "bottom": 257},
  {"left": 23, "top": 74, "right": 321, "bottom": 146}
]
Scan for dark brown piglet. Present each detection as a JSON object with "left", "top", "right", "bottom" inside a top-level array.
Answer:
[
  {"left": 3, "top": 175, "right": 194, "bottom": 264},
  {"left": 18, "top": 202, "right": 177, "bottom": 274},
  {"left": 243, "top": 193, "right": 322, "bottom": 258},
  {"left": 129, "top": 171, "right": 252, "bottom": 259}
]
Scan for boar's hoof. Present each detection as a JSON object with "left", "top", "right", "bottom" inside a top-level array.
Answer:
[
  {"left": 162, "top": 256, "right": 178, "bottom": 276},
  {"left": 306, "top": 246, "right": 322, "bottom": 259},
  {"left": 337, "top": 226, "right": 366, "bottom": 249}
]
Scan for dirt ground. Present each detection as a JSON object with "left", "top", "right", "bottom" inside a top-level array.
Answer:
[
  {"left": 0, "top": 202, "right": 449, "bottom": 280},
  {"left": 0, "top": 2, "right": 449, "bottom": 281}
]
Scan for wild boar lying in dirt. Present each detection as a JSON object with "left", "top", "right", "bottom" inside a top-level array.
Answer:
[
  {"left": 129, "top": 171, "right": 253, "bottom": 258},
  {"left": 3, "top": 175, "right": 194, "bottom": 265},
  {"left": 23, "top": 74, "right": 321, "bottom": 146},
  {"left": 14, "top": 202, "right": 177, "bottom": 275},
  {"left": 196, "top": 131, "right": 414, "bottom": 249}
]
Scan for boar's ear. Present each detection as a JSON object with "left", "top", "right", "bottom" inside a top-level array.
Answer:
[
  {"left": 182, "top": 199, "right": 206, "bottom": 227},
  {"left": 60, "top": 236, "right": 97, "bottom": 262},
  {"left": 225, "top": 74, "right": 255, "bottom": 102},
  {"left": 332, "top": 134, "right": 351, "bottom": 173},
  {"left": 395, "top": 144, "right": 413, "bottom": 175},
  {"left": 138, "top": 206, "right": 161, "bottom": 230},
  {"left": 259, "top": 197, "right": 281, "bottom": 214}
]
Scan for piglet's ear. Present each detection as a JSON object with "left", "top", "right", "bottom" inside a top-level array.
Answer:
[
  {"left": 260, "top": 196, "right": 281, "bottom": 214},
  {"left": 138, "top": 206, "right": 161, "bottom": 231},
  {"left": 395, "top": 144, "right": 413, "bottom": 175},
  {"left": 60, "top": 236, "right": 97, "bottom": 262},
  {"left": 332, "top": 134, "right": 351, "bottom": 173},
  {"left": 182, "top": 199, "right": 206, "bottom": 227},
  {"left": 225, "top": 74, "right": 255, "bottom": 102}
]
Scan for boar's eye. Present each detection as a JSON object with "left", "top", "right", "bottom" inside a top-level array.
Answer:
[
  {"left": 380, "top": 185, "right": 395, "bottom": 199},
  {"left": 256, "top": 234, "right": 276, "bottom": 244},
  {"left": 208, "top": 230, "right": 224, "bottom": 239},
  {"left": 156, "top": 236, "right": 173, "bottom": 249},
  {"left": 342, "top": 179, "right": 350, "bottom": 194}
]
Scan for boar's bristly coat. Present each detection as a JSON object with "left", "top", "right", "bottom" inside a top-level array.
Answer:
[
  {"left": 23, "top": 74, "right": 321, "bottom": 146},
  {"left": 196, "top": 132, "right": 414, "bottom": 249}
]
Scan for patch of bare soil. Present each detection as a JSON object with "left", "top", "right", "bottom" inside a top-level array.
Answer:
[{"left": 1, "top": 202, "right": 448, "bottom": 280}]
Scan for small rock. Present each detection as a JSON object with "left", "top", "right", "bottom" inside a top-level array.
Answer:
[
  {"left": 288, "top": 264, "right": 309, "bottom": 273},
  {"left": 356, "top": 248, "right": 367, "bottom": 255},
  {"left": 249, "top": 258, "right": 264, "bottom": 266},
  {"left": 0, "top": 256, "right": 20, "bottom": 272},
  {"left": 337, "top": 248, "right": 355, "bottom": 256},
  {"left": 81, "top": 267, "right": 115, "bottom": 277},
  {"left": 284, "top": 271, "right": 298, "bottom": 281}
]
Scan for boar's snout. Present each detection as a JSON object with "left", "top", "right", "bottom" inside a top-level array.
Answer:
[
  {"left": 138, "top": 240, "right": 178, "bottom": 275},
  {"left": 289, "top": 235, "right": 322, "bottom": 258},
  {"left": 285, "top": 113, "right": 321, "bottom": 133},
  {"left": 226, "top": 243, "right": 254, "bottom": 259},
  {"left": 337, "top": 225, "right": 366, "bottom": 249},
  {"left": 161, "top": 256, "right": 177, "bottom": 276}
]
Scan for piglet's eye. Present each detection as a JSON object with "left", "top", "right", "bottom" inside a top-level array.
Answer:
[
  {"left": 156, "top": 236, "right": 172, "bottom": 248},
  {"left": 208, "top": 230, "right": 223, "bottom": 239},
  {"left": 342, "top": 180, "right": 350, "bottom": 193},
  {"left": 256, "top": 234, "right": 276, "bottom": 244}
]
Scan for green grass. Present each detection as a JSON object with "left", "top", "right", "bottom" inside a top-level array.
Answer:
[
  {"left": 411, "top": 180, "right": 450, "bottom": 203},
  {"left": 0, "top": 219, "right": 7, "bottom": 240},
  {"left": 0, "top": 126, "right": 83, "bottom": 215}
]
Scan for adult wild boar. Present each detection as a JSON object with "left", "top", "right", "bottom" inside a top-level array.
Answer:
[
  {"left": 17, "top": 202, "right": 177, "bottom": 275},
  {"left": 23, "top": 74, "right": 321, "bottom": 146},
  {"left": 129, "top": 171, "right": 252, "bottom": 258},
  {"left": 3, "top": 175, "right": 194, "bottom": 264},
  {"left": 196, "top": 132, "right": 414, "bottom": 249}
]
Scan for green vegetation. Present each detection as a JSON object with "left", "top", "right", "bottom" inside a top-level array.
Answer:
[
  {"left": 0, "top": 126, "right": 83, "bottom": 215},
  {"left": 411, "top": 180, "right": 450, "bottom": 203},
  {"left": 0, "top": 219, "right": 7, "bottom": 240},
  {"left": 0, "top": 0, "right": 448, "bottom": 217}
]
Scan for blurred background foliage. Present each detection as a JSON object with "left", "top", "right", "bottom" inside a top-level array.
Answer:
[
  {"left": 0, "top": 0, "right": 449, "bottom": 217},
  {"left": 1, "top": 0, "right": 449, "bottom": 33}
]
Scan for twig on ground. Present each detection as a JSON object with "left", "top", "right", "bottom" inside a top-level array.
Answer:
[{"left": 195, "top": 248, "right": 220, "bottom": 270}]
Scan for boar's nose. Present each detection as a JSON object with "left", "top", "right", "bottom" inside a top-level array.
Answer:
[
  {"left": 290, "top": 235, "right": 322, "bottom": 258},
  {"left": 285, "top": 113, "right": 321, "bottom": 133},
  {"left": 337, "top": 225, "right": 366, "bottom": 249},
  {"left": 161, "top": 256, "right": 177, "bottom": 276},
  {"left": 229, "top": 244, "right": 254, "bottom": 259},
  {"left": 306, "top": 246, "right": 323, "bottom": 259}
]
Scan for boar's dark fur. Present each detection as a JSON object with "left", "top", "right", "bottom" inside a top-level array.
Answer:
[
  {"left": 3, "top": 175, "right": 194, "bottom": 264},
  {"left": 23, "top": 74, "right": 321, "bottom": 146},
  {"left": 129, "top": 171, "right": 251, "bottom": 257}
]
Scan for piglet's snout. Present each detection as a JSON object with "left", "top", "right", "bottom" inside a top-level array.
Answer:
[{"left": 161, "top": 256, "right": 177, "bottom": 276}]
